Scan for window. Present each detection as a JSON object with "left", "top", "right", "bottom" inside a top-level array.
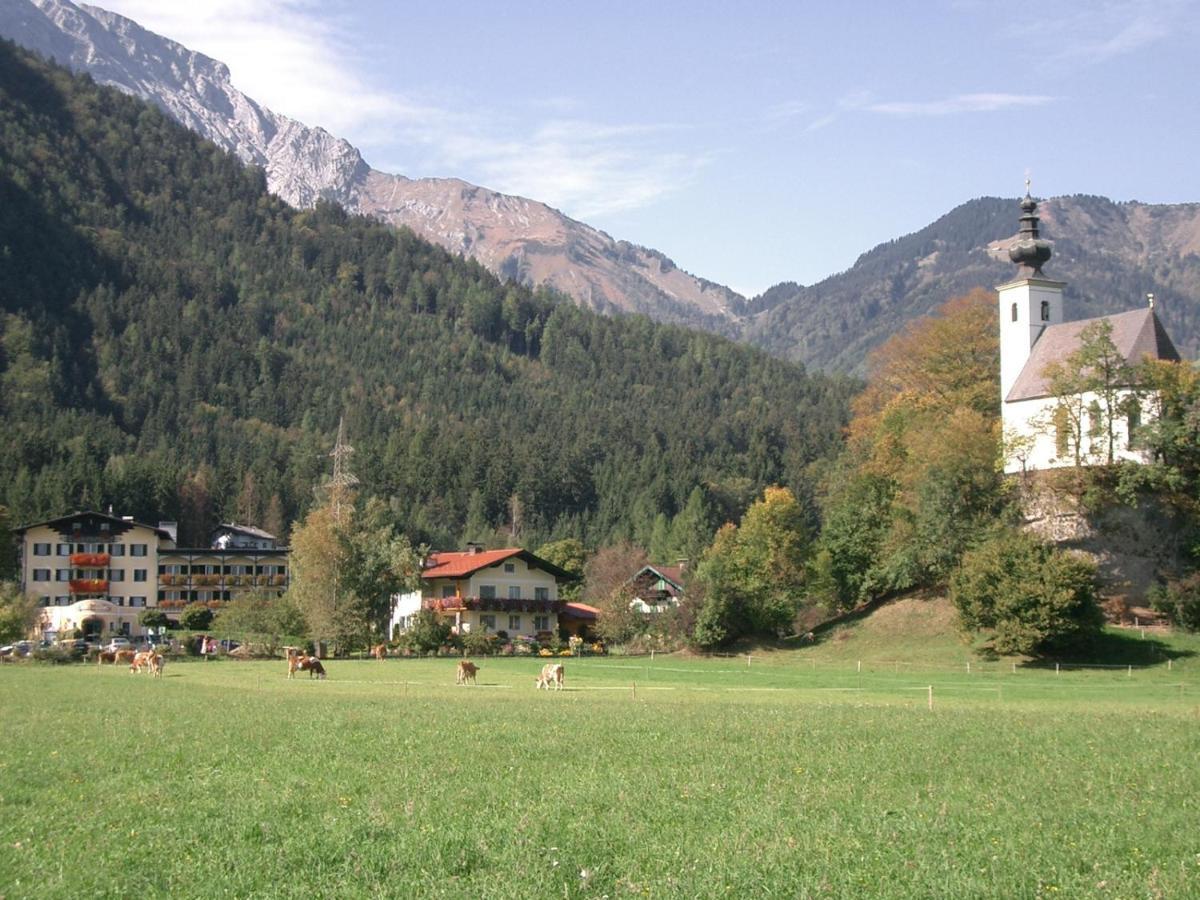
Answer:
[
  {"left": 479, "top": 585, "right": 496, "bottom": 600},
  {"left": 479, "top": 614, "right": 496, "bottom": 631},
  {"left": 441, "top": 585, "right": 456, "bottom": 599},
  {"left": 40, "top": 598, "right": 50, "bottom": 607},
  {"left": 508, "top": 585, "right": 521, "bottom": 600},
  {"left": 55, "top": 596, "right": 70, "bottom": 606},
  {"left": 56, "top": 543, "right": 71, "bottom": 556},
  {"left": 504, "top": 563, "right": 515, "bottom": 573},
  {"left": 32, "top": 543, "right": 50, "bottom": 556},
  {"left": 55, "top": 569, "right": 71, "bottom": 582},
  {"left": 109, "top": 544, "right": 125, "bottom": 557},
  {"left": 1087, "top": 400, "right": 1103, "bottom": 439},
  {"left": 79, "top": 542, "right": 103, "bottom": 553},
  {"left": 1053, "top": 406, "right": 1071, "bottom": 458},
  {"left": 1010, "top": 302, "right": 1018, "bottom": 322},
  {"left": 508, "top": 615, "right": 522, "bottom": 632},
  {"left": 133, "top": 569, "right": 148, "bottom": 583},
  {"left": 32, "top": 569, "right": 50, "bottom": 582},
  {"left": 1040, "top": 300, "right": 1050, "bottom": 321},
  {"left": 130, "top": 544, "right": 148, "bottom": 557},
  {"left": 110, "top": 596, "right": 124, "bottom": 607},
  {"left": 1126, "top": 401, "right": 1141, "bottom": 449},
  {"left": 108, "top": 569, "right": 125, "bottom": 582},
  {"left": 535, "top": 587, "right": 549, "bottom": 602},
  {"left": 534, "top": 615, "right": 549, "bottom": 631}
]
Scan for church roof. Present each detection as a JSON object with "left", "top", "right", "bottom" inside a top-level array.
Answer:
[{"left": 1007, "top": 308, "right": 1180, "bottom": 402}]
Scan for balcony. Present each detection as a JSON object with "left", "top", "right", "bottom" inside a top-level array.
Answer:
[
  {"left": 70, "top": 553, "right": 110, "bottom": 567},
  {"left": 69, "top": 578, "right": 109, "bottom": 594},
  {"left": 423, "top": 596, "right": 561, "bottom": 615}
]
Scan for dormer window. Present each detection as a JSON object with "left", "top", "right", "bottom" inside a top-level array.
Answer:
[
  {"left": 1011, "top": 303, "right": 1018, "bottom": 322},
  {"left": 1040, "top": 301, "right": 1050, "bottom": 321}
]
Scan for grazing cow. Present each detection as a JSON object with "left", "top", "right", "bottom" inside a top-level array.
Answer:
[
  {"left": 372, "top": 643, "right": 387, "bottom": 661},
  {"left": 535, "top": 663, "right": 564, "bottom": 691},
  {"left": 115, "top": 649, "right": 136, "bottom": 666},
  {"left": 150, "top": 653, "right": 165, "bottom": 678},
  {"left": 301, "top": 656, "right": 326, "bottom": 679},
  {"left": 97, "top": 649, "right": 117, "bottom": 666},
  {"left": 130, "top": 650, "right": 155, "bottom": 674},
  {"left": 456, "top": 660, "right": 479, "bottom": 685}
]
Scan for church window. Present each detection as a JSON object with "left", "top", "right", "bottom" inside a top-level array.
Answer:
[
  {"left": 1124, "top": 398, "right": 1141, "bottom": 449},
  {"left": 1040, "top": 301, "right": 1050, "bottom": 321},
  {"left": 1011, "top": 303, "right": 1018, "bottom": 322},
  {"left": 1053, "top": 406, "right": 1071, "bottom": 458}
]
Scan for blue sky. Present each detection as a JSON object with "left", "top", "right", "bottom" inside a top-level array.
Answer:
[{"left": 101, "top": 0, "right": 1200, "bottom": 297}]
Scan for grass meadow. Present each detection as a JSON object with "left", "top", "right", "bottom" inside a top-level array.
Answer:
[{"left": 2, "top": 608, "right": 1199, "bottom": 898}]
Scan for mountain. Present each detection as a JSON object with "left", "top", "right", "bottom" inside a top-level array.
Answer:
[
  {"left": 0, "top": 40, "right": 852, "bottom": 549},
  {"left": 744, "top": 195, "right": 1200, "bottom": 373},
  {"left": 0, "top": 0, "right": 746, "bottom": 330}
]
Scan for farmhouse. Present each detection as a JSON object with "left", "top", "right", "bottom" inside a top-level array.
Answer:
[
  {"left": 628, "top": 563, "right": 686, "bottom": 613},
  {"left": 1000, "top": 191, "right": 1182, "bottom": 473},
  {"left": 14, "top": 511, "right": 289, "bottom": 641},
  {"left": 388, "top": 545, "right": 574, "bottom": 640}
]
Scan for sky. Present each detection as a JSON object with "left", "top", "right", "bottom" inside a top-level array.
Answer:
[{"left": 98, "top": 0, "right": 1200, "bottom": 298}]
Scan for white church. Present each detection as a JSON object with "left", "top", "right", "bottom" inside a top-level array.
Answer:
[{"left": 999, "top": 191, "right": 1181, "bottom": 474}]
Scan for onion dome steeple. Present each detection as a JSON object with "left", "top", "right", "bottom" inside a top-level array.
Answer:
[{"left": 1008, "top": 179, "right": 1052, "bottom": 276}]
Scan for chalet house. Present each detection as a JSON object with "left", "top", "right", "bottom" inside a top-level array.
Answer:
[
  {"left": 1000, "top": 191, "right": 1182, "bottom": 473},
  {"left": 14, "top": 511, "right": 288, "bottom": 641},
  {"left": 388, "top": 546, "right": 575, "bottom": 640},
  {"left": 628, "top": 564, "right": 686, "bottom": 613}
]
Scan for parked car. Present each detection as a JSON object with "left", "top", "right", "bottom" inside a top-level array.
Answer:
[
  {"left": 57, "top": 639, "right": 88, "bottom": 657},
  {"left": 103, "top": 637, "right": 133, "bottom": 652}
]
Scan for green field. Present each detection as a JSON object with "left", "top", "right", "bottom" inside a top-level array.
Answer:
[{"left": 2, "top": 619, "right": 1199, "bottom": 898}]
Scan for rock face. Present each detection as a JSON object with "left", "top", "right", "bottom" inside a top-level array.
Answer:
[
  {"left": 1, "top": 0, "right": 745, "bottom": 329},
  {"left": 1017, "top": 475, "right": 1185, "bottom": 603}
]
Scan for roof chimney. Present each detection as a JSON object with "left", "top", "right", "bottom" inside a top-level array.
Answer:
[
  {"left": 158, "top": 521, "right": 178, "bottom": 543},
  {"left": 466, "top": 542, "right": 483, "bottom": 555},
  {"left": 676, "top": 558, "right": 689, "bottom": 573},
  {"left": 1148, "top": 292, "right": 1155, "bottom": 310}
]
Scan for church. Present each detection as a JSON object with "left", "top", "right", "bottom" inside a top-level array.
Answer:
[{"left": 999, "top": 191, "right": 1181, "bottom": 474}]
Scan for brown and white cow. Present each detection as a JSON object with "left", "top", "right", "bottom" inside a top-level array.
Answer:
[
  {"left": 130, "top": 650, "right": 155, "bottom": 674},
  {"left": 97, "top": 649, "right": 118, "bottom": 666},
  {"left": 114, "top": 649, "right": 136, "bottom": 666},
  {"left": 456, "top": 660, "right": 479, "bottom": 685},
  {"left": 149, "top": 653, "right": 165, "bottom": 678},
  {"left": 535, "top": 663, "right": 564, "bottom": 691},
  {"left": 371, "top": 643, "right": 387, "bottom": 661}
]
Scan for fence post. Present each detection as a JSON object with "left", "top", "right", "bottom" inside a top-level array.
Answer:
[
  {"left": 927, "top": 685, "right": 933, "bottom": 711},
  {"left": 1056, "top": 663, "right": 1060, "bottom": 676},
  {"left": 650, "top": 650, "right": 654, "bottom": 662},
  {"left": 1128, "top": 665, "right": 1132, "bottom": 678},
  {"left": 857, "top": 660, "right": 861, "bottom": 673},
  {"left": 632, "top": 682, "right": 636, "bottom": 700},
  {"left": 747, "top": 654, "right": 752, "bottom": 667},
  {"left": 966, "top": 661, "right": 971, "bottom": 675},
  {"left": 1168, "top": 658, "right": 1173, "bottom": 671},
  {"left": 1011, "top": 662, "right": 1016, "bottom": 675}
]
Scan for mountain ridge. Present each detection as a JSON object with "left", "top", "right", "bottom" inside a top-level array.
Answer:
[{"left": 0, "top": 0, "right": 746, "bottom": 330}]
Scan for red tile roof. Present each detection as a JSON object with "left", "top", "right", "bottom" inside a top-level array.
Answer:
[
  {"left": 562, "top": 602, "right": 599, "bottom": 620},
  {"left": 421, "top": 548, "right": 524, "bottom": 579}
]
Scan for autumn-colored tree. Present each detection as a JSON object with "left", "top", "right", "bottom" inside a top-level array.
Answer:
[
  {"left": 815, "top": 290, "right": 1010, "bottom": 610},
  {"left": 583, "top": 541, "right": 649, "bottom": 645},
  {"left": 692, "top": 486, "right": 811, "bottom": 647},
  {"left": 0, "top": 581, "right": 39, "bottom": 643}
]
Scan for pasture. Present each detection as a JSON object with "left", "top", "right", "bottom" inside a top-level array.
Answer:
[{"left": 1, "top": 644, "right": 1198, "bottom": 898}]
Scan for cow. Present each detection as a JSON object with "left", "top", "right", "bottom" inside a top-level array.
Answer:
[
  {"left": 149, "top": 653, "right": 165, "bottom": 678},
  {"left": 456, "top": 660, "right": 479, "bottom": 685},
  {"left": 97, "top": 649, "right": 117, "bottom": 667},
  {"left": 371, "top": 643, "right": 387, "bottom": 661},
  {"left": 301, "top": 656, "right": 326, "bottom": 679},
  {"left": 115, "top": 649, "right": 136, "bottom": 666},
  {"left": 535, "top": 663, "right": 564, "bottom": 691},
  {"left": 130, "top": 650, "right": 155, "bottom": 674}
]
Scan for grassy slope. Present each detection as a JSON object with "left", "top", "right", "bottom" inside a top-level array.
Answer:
[{"left": 2, "top": 614, "right": 1199, "bottom": 899}]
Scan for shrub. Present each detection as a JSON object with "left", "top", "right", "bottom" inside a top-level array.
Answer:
[
  {"left": 1149, "top": 574, "right": 1200, "bottom": 632},
  {"left": 950, "top": 529, "right": 1103, "bottom": 655},
  {"left": 462, "top": 630, "right": 497, "bottom": 656},
  {"left": 180, "top": 602, "right": 214, "bottom": 631},
  {"left": 406, "top": 609, "right": 451, "bottom": 655}
]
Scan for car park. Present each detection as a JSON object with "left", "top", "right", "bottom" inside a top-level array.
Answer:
[{"left": 104, "top": 637, "right": 133, "bottom": 652}]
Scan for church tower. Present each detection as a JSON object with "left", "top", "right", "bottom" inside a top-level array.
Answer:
[{"left": 997, "top": 187, "right": 1065, "bottom": 401}]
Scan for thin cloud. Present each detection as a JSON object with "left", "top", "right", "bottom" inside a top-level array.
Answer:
[
  {"left": 1030, "top": 0, "right": 1191, "bottom": 66},
  {"left": 98, "top": 0, "right": 708, "bottom": 219},
  {"left": 867, "top": 93, "right": 1054, "bottom": 117}
]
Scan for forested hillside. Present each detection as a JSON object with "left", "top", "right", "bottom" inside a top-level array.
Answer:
[{"left": 0, "top": 42, "right": 853, "bottom": 548}]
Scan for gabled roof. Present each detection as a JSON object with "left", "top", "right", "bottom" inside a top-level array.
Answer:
[
  {"left": 561, "top": 602, "right": 599, "bottom": 620},
  {"left": 1007, "top": 308, "right": 1180, "bottom": 402},
  {"left": 14, "top": 510, "right": 173, "bottom": 540},
  {"left": 421, "top": 548, "right": 576, "bottom": 581},
  {"left": 214, "top": 523, "right": 277, "bottom": 541},
  {"left": 631, "top": 564, "right": 686, "bottom": 593}
]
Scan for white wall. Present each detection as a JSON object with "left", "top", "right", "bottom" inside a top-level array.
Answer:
[{"left": 1003, "top": 390, "right": 1154, "bottom": 473}]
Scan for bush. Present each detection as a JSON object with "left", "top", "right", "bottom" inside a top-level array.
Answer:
[
  {"left": 462, "top": 630, "right": 497, "bottom": 656},
  {"left": 950, "top": 529, "right": 1103, "bottom": 655},
  {"left": 180, "top": 602, "right": 214, "bottom": 631},
  {"left": 405, "top": 609, "right": 451, "bottom": 655},
  {"left": 1149, "top": 574, "right": 1200, "bottom": 631}
]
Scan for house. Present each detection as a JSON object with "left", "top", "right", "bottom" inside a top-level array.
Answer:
[
  {"left": 628, "top": 563, "right": 686, "bottom": 613},
  {"left": 388, "top": 545, "right": 574, "bottom": 640},
  {"left": 1000, "top": 190, "right": 1182, "bottom": 473},
  {"left": 14, "top": 510, "right": 288, "bottom": 640}
]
